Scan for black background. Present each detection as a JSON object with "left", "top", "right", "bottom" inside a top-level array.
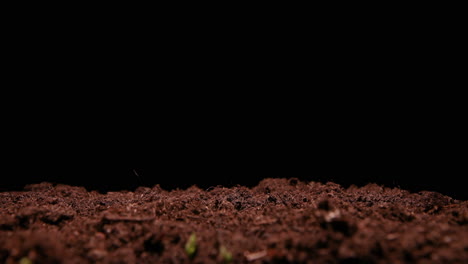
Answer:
[{"left": 2, "top": 13, "right": 465, "bottom": 200}]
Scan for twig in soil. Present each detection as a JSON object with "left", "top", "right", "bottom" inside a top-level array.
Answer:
[
  {"left": 102, "top": 214, "right": 155, "bottom": 222},
  {"left": 244, "top": 250, "right": 267, "bottom": 262},
  {"left": 254, "top": 216, "right": 277, "bottom": 225},
  {"left": 186, "top": 215, "right": 203, "bottom": 221}
]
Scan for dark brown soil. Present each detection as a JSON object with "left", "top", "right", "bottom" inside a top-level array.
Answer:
[{"left": 1, "top": 179, "right": 467, "bottom": 263}]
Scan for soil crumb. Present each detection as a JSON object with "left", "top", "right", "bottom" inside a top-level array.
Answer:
[{"left": 1, "top": 179, "right": 467, "bottom": 263}]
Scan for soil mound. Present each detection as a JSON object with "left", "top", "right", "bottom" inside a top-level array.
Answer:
[{"left": 1, "top": 179, "right": 466, "bottom": 263}]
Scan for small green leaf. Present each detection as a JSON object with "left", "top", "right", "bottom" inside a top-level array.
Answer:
[
  {"left": 219, "top": 245, "right": 233, "bottom": 264},
  {"left": 19, "top": 257, "right": 33, "bottom": 264},
  {"left": 185, "top": 233, "right": 197, "bottom": 259}
]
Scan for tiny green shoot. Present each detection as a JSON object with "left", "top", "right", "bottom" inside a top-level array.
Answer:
[
  {"left": 219, "top": 245, "right": 233, "bottom": 264},
  {"left": 19, "top": 257, "right": 33, "bottom": 264},
  {"left": 185, "top": 232, "right": 197, "bottom": 259}
]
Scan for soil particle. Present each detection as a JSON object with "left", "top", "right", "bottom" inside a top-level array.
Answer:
[{"left": 1, "top": 178, "right": 467, "bottom": 263}]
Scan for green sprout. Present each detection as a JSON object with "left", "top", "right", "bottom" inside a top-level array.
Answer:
[
  {"left": 185, "top": 232, "right": 197, "bottom": 259},
  {"left": 219, "top": 245, "right": 233, "bottom": 264},
  {"left": 19, "top": 257, "right": 33, "bottom": 264}
]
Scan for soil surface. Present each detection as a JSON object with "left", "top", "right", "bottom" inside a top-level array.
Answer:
[{"left": 0, "top": 179, "right": 467, "bottom": 263}]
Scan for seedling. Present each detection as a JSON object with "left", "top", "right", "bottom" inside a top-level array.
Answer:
[
  {"left": 219, "top": 245, "right": 233, "bottom": 264},
  {"left": 19, "top": 257, "right": 32, "bottom": 264},
  {"left": 185, "top": 232, "right": 197, "bottom": 259}
]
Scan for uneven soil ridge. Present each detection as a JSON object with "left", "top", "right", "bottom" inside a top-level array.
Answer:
[{"left": 0, "top": 178, "right": 467, "bottom": 263}]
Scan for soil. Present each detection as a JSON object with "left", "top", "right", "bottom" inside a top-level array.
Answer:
[{"left": 0, "top": 179, "right": 467, "bottom": 264}]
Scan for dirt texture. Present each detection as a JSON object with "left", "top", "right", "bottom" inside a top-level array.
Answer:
[{"left": 0, "top": 178, "right": 467, "bottom": 263}]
